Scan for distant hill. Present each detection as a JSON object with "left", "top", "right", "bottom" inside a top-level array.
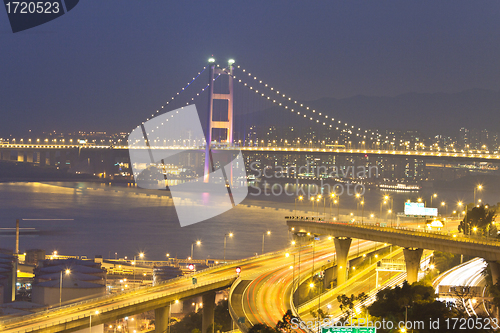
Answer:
[{"left": 235, "top": 88, "right": 500, "bottom": 136}]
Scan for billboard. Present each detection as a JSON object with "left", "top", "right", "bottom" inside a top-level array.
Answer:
[{"left": 404, "top": 202, "right": 438, "bottom": 217}]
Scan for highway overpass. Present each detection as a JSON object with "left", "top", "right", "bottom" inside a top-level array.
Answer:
[{"left": 287, "top": 219, "right": 500, "bottom": 285}]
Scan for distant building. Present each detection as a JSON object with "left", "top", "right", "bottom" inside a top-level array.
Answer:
[
  {"left": 31, "top": 258, "right": 106, "bottom": 306},
  {"left": 0, "top": 252, "right": 17, "bottom": 304},
  {"left": 25, "top": 249, "right": 46, "bottom": 266}
]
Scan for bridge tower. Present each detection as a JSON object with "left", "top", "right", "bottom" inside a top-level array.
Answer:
[
  {"left": 206, "top": 58, "right": 234, "bottom": 145},
  {"left": 204, "top": 58, "right": 235, "bottom": 181}
]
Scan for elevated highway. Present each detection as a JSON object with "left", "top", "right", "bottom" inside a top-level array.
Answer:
[{"left": 287, "top": 219, "right": 500, "bottom": 285}]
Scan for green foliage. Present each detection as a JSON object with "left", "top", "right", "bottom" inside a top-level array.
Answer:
[
  {"left": 170, "top": 300, "right": 231, "bottom": 333},
  {"left": 458, "top": 204, "right": 496, "bottom": 236},
  {"left": 248, "top": 323, "right": 277, "bottom": 333},
  {"left": 336, "top": 292, "right": 367, "bottom": 320},
  {"left": 275, "top": 310, "right": 298, "bottom": 333},
  {"left": 367, "top": 281, "right": 494, "bottom": 332},
  {"left": 433, "top": 251, "right": 461, "bottom": 273},
  {"left": 367, "top": 282, "right": 437, "bottom": 324},
  {"left": 309, "top": 308, "right": 328, "bottom": 321},
  {"left": 248, "top": 310, "right": 298, "bottom": 333}
]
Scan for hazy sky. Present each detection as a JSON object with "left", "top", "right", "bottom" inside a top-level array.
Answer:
[{"left": 1, "top": 1, "right": 499, "bottom": 135}]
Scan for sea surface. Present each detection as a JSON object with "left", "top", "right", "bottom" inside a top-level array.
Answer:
[{"left": 0, "top": 181, "right": 496, "bottom": 261}]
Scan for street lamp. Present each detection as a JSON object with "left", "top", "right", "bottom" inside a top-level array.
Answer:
[
  {"left": 90, "top": 310, "right": 99, "bottom": 333},
  {"left": 191, "top": 241, "right": 201, "bottom": 259},
  {"left": 262, "top": 231, "right": 271, "bottom": 254},
  {"left": 356, "top": 194, "right": 365, "bottom": 223},
  {"left": 474, "top": 185, "right": 483, "bottom": 206},
  {"left": 59, "top": 269, "right": 70, "bottom": 307},
  {"left": 431, "top": 193, "right": 437, "bottom": 207},
  {"left": 441, "top": 201, "right": 447, "bottom": 217},
  {"left": 224, "top": 232, "right": 233, "bottom": 262},
  {"left": 294, "top": 196, "right": 303, "bottom": 216}
]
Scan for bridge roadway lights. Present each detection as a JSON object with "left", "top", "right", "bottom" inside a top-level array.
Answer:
[
  {"left": 155, "top": 304, "right": 170, "bottom": 333},
  {"left": 403, "top": 248, "right": 423, "bottom": 284},
  {"left": 202, "top": 291, "right": 216, "bottom": 333},
  {"left": 334, "top": 237, "right": 352, "bottom": 285}
]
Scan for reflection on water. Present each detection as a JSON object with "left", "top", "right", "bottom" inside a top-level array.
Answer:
[{"left": 0, "top": 181, "right": 495, "bottom": 260}]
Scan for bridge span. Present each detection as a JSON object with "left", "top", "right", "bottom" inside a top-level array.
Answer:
[
  {"left": 1, "top": 143, "right": 500, "bottom": 163},
  {"left": 0, "top": 269, "right": 236, "bottom": 333},
  {"left": 287, "top": 219, "right": 500, "bottom": 285}
]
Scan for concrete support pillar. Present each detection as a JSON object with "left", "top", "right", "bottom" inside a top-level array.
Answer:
[
  {"left": 488, "top": 261, "right": 500, "bottom": 285},
  {"left": 202, "top": 291, "right": 216, "bottom": 333},
  {"left": 155, "top": 304, "right": 170, "bottom": 333},
  {"left": 334, "top": 237, "right": 352, "bottom": 285},
  {"left": 403, "top": 248, "right": 423, "bottom": 284}
]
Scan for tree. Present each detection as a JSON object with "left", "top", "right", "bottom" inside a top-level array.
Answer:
[
  {"left": 458, "top": 205, "right": 496, "bottom": 237},
  {"left": 367, "top": 281, "right": 493, "bottom": 332},
  {"left": 433, "top": 251, "right": 461, "bottom": 273},
  {"left": 336, "top": 292, "right": 367, "bottom": 321},
  {"left": 171, "top": 300, "right": 232, "bottom": 333},
  {"left": 248, "top": 323, "right": 277, "bottom": 333},
  {"left": 275, "top": 310, "right": 298, "bottom": 333},
  {"left": 309, "top": 308, "right": 328, "bottom": 321}
]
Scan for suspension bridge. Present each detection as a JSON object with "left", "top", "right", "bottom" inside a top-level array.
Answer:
[{"left": 1, "top": 58, "right": 499, "bottom": 164}]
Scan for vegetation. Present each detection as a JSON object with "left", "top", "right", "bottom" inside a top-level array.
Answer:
[
  {"left": 248, "top": 310, "right": 298, "bottom": 333},
  {"left": 170, "top": 299, "right": 232, "bottom": 333},
  {"left": 248, "top": 323, "right": 278, "bottom": 333},
  {"left": 367, "top": 281, "right": 492, "bottom": 333},
  {"left": 336, "top": 292, "right": 368, "bottom": 321},
  {"left": 433, "top": 251, "right": 462, "bottom": 273},
  {"left": 458, "top": 204, "right": 497, "bottom": 237}
]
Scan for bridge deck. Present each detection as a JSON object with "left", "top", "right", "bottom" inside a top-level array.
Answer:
[{"left": 287, "top": 220, "right": 500, "bottom": 261}]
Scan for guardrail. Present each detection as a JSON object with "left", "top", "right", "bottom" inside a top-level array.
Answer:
[
  {"left": 1, "top": 275, "right": 237, "bottom": 333},
  {"left": 1, "top": 245, "right": 302, "bottom": 331},
  {"left": 302, "top": 220, "right": 500, "bottom": 247}
]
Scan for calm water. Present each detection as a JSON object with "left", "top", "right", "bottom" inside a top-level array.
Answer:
[{"left": 0, "top": 181, "right": 496, "bottom": 261}]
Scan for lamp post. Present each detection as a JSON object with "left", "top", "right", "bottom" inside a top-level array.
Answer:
[
  {"left": 59, "top": 269, "right": 70, "bottom": 307},
  {"left": 262, "top": 231, "right": 271, "bottom": 254},
  {"left": 441, "top": 201, "right": 447, "bottom": 217},
  {"left": 90, "top": 310, "right": 99, "bottom": 333},
  {"left": 474, "top": 185, "right": 483, "bottom": 206},
  {"left": 168, "top": 300, "right": 179, "bottom": 333},
  {"left": 329, "top": 193, "right": 335, "bottom": 219},
  {"left": 133, "top": 253, "right": 144, "bottom": 289},
  {"left": 191, "top": 241, "right": 201, "bottom": 259},
  {"left": 224, "top": 233, "right": 233, "bottom": 263},
  {"left": 310, "top": 196, "right": 315, "bottom": 215},
  {"left": 355, "top": 193, "right": 360, "bottom": 221},
  {"left": 430, "top": 193, "right": 437, "bottom": 207},
  {"left": 294, "top": 196, "right": 303, "bottom": 216},
  {"left": 457, "top": 202, "right": 463, "bottom": 220},
  {"left": 380, "top": 197, "right": 387, "bottom": 222},
  {"left": 286, "top": 252, "right": 296, "bottom": 303}
]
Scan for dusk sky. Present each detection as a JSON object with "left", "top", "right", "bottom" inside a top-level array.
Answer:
[{"left": 1, "top": 1, "right": 499, "bottom": 136}]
